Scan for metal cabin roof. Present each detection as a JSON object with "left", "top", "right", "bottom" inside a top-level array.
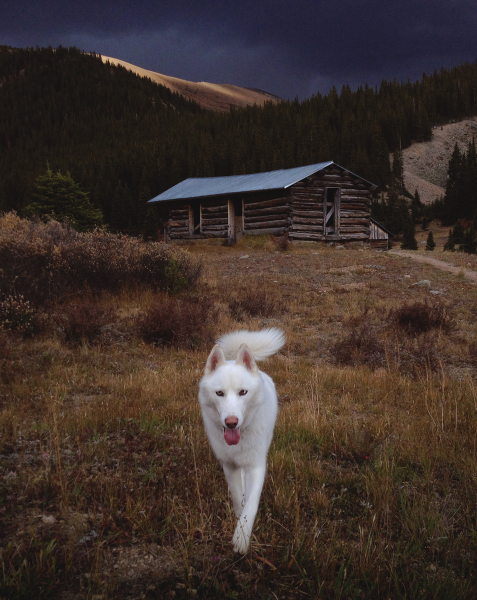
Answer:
[{"left": 148, "top": 162, "right": 339, "bottom": 203}]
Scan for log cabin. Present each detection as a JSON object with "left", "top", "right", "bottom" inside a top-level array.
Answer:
[{"left": 148, "top": 162, "right": 390, "bottom": 248}]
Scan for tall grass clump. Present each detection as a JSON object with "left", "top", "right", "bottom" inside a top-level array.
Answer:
[{"left": 0, "top": 212, "right": 202, "bottom": 306}]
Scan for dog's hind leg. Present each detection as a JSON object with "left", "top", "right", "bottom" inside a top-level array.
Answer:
[
  {"left": 223, "top": 463, "right": 244, "bottom": 518},
  {"left": 232, "top": 466, "right": 266, "bottom": 554}
]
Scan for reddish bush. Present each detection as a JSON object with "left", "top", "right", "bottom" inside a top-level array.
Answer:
[
  {"left": 229, "top": 288, "right": 283, "bottom": 321},
  {"left": 0, "top": 295, "right": 38, "bottom": 337},
  {"left": 0, "top": 213, "right": 202, "bottom": 306},
  {"left": 331, "top": 311, "right": 386, "bottom": 369},
  {"left": 388, "top": 301, "right": 454, "bottom": 335},
  {"left": 53, "top": 299, "right": 116, "bottom": 344},
  {"left": 136, "top": 294, "right": 217, "bottom": 349}
]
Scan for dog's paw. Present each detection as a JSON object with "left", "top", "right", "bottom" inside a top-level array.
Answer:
[{"left": 232, "top": 519, "right": 251, "bottom": 554}]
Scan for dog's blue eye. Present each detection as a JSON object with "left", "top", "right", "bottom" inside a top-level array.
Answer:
[
  {"left": 216, "top": 391, "right": 224, "bottom": 397},
  {"left": 239, "top": 390, "right": 248, "bottom": 396}
]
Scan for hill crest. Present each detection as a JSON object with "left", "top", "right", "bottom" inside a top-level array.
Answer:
[{"left": 101, "top": 55, "right": 282, "bottom": 112}]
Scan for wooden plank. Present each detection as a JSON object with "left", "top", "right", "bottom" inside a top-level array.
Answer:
[
  {"left": 290, "top": 223, "right": 324, "bottom": 232},
  {"left": 292, "top": 217, "right": 324, "bottom": 225},
  {"left": 244, "top": 227, "right": 288, "bottom": 236},
  {"left": 245, "top": 219, "right": 288, "bottom": 230},
  {"left": 169, "top": 219, "right": 189, "bottom": 227},
  {"left": 339, "top": 226, "right": 369, "bottom": 233},
  {"left": 202, "top": 223, "right": 232, "bottom": 231},
  {"left": 201, "top": 217, "right": 229, "bottom": 225},
  {"left": 244, "top": 206, "right": 289, "bottom": 217},
  {"left": 340, "top": 211, "right": 370, "bottom": 218},
  {"left": 169, "top": 227, "right": 189, "bottom": 234},
  {"left": 292, "top": 210, "right": 323, "bottom": 218},
  {"left": 201, "top": 205, "right": 228, "bottom": 214},
  {"left": 244, "top": 197, "right": 288, "bottom": 210},
  {"left": 245, "top": 214, "right": 291, "bottom": 224}
]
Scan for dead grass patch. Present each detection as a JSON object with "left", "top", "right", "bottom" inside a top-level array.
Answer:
[{"left": 1, "top": 243, "right": 477, "bottom": 599}]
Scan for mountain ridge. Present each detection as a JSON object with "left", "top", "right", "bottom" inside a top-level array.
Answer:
[{"left": 101, "top": 55, "right": 282, "bottom": 112}]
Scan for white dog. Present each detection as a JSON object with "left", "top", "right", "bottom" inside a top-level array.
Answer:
[{"left": 198, "top": 328, "right": 285, "bottom": 554}]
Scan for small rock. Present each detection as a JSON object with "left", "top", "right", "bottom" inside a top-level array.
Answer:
[
  {"left": 41, "top": 515, "right": 57, "bottom": 526},
  {"left": 239, "top": 255, "right": 249, "bottom": 259},
  {"left": 412, "top": 279, "right": 431, "bottom": 287}
]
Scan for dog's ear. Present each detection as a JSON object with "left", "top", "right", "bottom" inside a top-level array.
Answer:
[
  {"left": 205, "top": 345, "right": 226, "bottom": 375},
  {"left": 236, "top": 344, "right": 258, "bottom": 374}
]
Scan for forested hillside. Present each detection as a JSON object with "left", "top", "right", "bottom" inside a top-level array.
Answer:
[{"left": 1, "top": 46, "right": 477, "bottom": 233}]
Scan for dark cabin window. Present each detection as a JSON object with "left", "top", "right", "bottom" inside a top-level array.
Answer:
[{"left": 324, "top": 188, "right": 340, "bottom": 235}]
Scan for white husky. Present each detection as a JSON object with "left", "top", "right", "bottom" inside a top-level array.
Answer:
[{"left": 198, "top": 328, "right": 285, "bottom": 554}]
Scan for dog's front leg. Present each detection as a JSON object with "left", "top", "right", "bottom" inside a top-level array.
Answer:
[
  {"left": 223, "top": 463, "right": 244, "bottom": 518},
  {"left": 232, "top": 466, "right": 265, "bottom": 554}
]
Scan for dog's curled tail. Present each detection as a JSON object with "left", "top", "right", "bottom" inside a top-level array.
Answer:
[{"left": 217, "top": 328, "right": 286, "bottom": 361}]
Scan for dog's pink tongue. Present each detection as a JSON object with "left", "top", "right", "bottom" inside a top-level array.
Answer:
[{"left": 224, "top": 428, "right": 240, "bottom": 445}]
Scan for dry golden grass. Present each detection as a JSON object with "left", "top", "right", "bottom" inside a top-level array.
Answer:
[{"left": 1, "top": 239, "right": 477, "bottom": 599}]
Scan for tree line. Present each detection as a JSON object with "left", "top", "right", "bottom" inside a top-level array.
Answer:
[{"left": 1, "top": 45, "right": 477, "bottom": 234}]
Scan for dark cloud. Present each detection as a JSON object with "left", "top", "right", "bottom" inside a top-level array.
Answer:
[{"left": 1, "top": 1, "right": 476, "bottom": 99}]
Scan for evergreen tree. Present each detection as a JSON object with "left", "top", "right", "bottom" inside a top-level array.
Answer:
[
  {"left": 425, "top": 230, "right": 436, "bottom": 251},
  {"left": 23, "top": 167, "right": 103, "bottom": 232},
  {"left": 451, "top": 219, "right": 466, "bottom": 245},
  {"left": 460, "top": 224, "right": 477, "bottom": 254},
  {"left": 444, "top": 230, "right": 455, "bottom": 251},
  {"left": 141, "top": 206, "right": 161, "bottom": 241},
  {"left": 401, "top": 216, "right": 418, "bottom": 250},
  {"left": 411, "top": 188, "right": 423, "bottom": 221}
]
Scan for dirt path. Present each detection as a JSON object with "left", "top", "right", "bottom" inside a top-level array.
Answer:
[{"left": 388, "top": 250, "right": 477, "bottom": 283}]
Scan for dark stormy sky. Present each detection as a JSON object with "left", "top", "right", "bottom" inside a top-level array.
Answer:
[{"left": 1, "top": 1, "right": 476, "bottom": 100}]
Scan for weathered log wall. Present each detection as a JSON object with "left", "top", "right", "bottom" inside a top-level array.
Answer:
[
  {"left": 288, "top": 166, "right": 372, "bottom": 241},
  {"left": 168, "top": 205, "right": 192, "bottom": 239},
  {"left": 200, "top": 200, "right": 229, "bottom": 238},
  {"left": 243, "top": 193, "right": 290, "bottom": 235}
]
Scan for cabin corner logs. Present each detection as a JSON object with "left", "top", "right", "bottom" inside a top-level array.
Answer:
[{"left": 166, "top": 166, "right": 388, "bottom": 248}]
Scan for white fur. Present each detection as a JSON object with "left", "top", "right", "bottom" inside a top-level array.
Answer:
[{"left": 198, "top": 328, "right": 285, "bottom": 554}]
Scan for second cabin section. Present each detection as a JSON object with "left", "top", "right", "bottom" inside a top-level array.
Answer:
[{"left": 149, "top": 162, "right": 383, "bottom": 246}]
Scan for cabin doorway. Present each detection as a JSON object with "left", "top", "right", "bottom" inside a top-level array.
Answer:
[
  {"left": 324, "top": 188, "right": 340, "bottom": 235},
  {"left": 189, "top": 203, "right": 201, "bottom": 235},
  {"left": 234, "top": 198, "right": 244, "bottom": 239}
]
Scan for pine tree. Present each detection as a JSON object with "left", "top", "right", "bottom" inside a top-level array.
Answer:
[
  {"left": 444, "top": 229, "right": 455, "bottom": 251},
  {"left": 411, "top": 188, "right": 423, "bottom": 221},
  {"left": 401, "top": 216, "right": 418, "bottom": 250},
  {"left": 23, "top": 167, "right": 103, "bottom": 232},
  {"left": 141, "top": 206, "right": 160, "bottom": 241},
  {"left": 451, "top": 219, "right": 466, "bottom": 245},
  {"left": 425, "top": 230, "right": 436, "bottom": 251},
  {"left": 460, "top": 224, "right": 477, "bottom": 254}
]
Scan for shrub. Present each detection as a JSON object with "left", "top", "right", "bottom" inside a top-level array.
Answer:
[
  {"left": 229, "top": 288, "right": 282, "bottom": 321},
  {"left": 136, "top": 294, "right": 217, "bottom": 349},
  {"left": 0, "top": 295, "right": 38, "bottom": 337},
  {"left": 53, "top": 299, "right": 116, "bottom": 344},
  {"left": 0, "top": 213, "right": 202, "bottom": 306},
  {"left": 388, "top": 301, "right": 454, "bottom": 335},
  {"left": 331, "top": 311, "right": 386, "bottom": 369},
  {"left": 274, "top": 233, "right": 289, "bottom": 252}
]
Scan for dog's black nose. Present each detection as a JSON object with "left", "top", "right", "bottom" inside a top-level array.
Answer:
[{"left": 225, "top": 416, "right": 238, "bottom": 429}]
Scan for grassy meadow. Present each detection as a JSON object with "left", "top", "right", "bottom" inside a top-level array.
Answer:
[{"left": 1, "top": 220, "right": 477, "bottom": 599}]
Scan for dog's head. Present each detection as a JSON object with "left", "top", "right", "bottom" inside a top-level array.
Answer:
[{"left": 199, "top": 343, "right": 262, "bottom": 445}]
